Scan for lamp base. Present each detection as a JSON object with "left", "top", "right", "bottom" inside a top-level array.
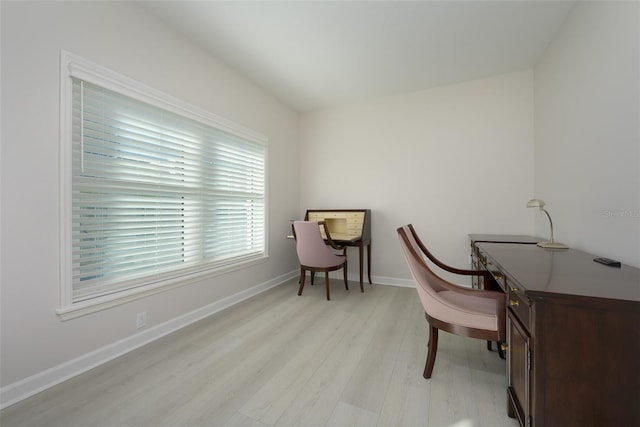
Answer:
[{"left": 537, "top": 241, "right": 569, "bottom": 249}]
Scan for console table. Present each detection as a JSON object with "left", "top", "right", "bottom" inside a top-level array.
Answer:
[
  {"left": 473, "top": 242, "right": 640, "bottom": 427},
  {"left": 304, "top": 209, "right": 371, "bottom": 286}
]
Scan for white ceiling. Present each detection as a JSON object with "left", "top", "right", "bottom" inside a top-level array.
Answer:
[{"left": 142, "top": 0, "right": 576, "bottom": 111}]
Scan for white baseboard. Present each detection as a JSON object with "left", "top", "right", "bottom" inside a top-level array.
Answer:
[
  {"left": 0, "top": 270, "right": 298, "bottom": 410},
  {"left": 371, "top": 274, "right": 415, "bottom": 288},
  {"left": 317, "top": 270, "right": 414, "bottom": 288}
]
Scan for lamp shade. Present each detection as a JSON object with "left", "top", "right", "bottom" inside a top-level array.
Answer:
[{"left": 527, "top": 198, "right": 545, "bottom": 209}]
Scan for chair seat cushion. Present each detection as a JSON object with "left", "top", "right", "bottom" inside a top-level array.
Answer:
[{"left": 433, "top": 290, "right": 499, "bottom": 332}]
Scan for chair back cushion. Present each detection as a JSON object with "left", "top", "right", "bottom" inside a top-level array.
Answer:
[
  {"left": 398, "top": 225, "right": 447, "bottom": 307},
  {"left": 293, "top": 221, "right": 345, "bottom": 268}
]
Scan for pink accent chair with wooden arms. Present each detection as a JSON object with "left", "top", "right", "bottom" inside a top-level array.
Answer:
[
  {"left": 292, "top": 221, "right": 348, "bottom": 301},
  {"left": 397, "top": 224, "right": 506, "bottom": 379},
  {"left": 405, "top": 224, "right": 502, "bottom": 356}
]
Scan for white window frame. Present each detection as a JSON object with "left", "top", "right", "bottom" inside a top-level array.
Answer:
[{"left": 58, "top": 51, "right": 269, "bottom": 319}]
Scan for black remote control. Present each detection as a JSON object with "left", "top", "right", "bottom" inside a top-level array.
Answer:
[{"left": 593, "top": 257, "right": 621, "bottom": 267}]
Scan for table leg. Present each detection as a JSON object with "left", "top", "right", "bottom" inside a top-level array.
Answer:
[
  {"left": 358, "top": 244, "right": 364, "bottom": 289},
  {"left": 367, "top": 242, "right": 372, "bottom": 284}
]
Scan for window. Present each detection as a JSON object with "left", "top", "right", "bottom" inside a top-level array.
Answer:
[{"left": 59, "top": 52, "right": 267, "bottom": 315}]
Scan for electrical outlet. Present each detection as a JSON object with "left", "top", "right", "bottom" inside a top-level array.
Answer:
[{"left": 136, "top": 312, "right": 147, "bottom": 329}]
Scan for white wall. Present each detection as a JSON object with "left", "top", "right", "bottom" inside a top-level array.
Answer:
[
  {"left": 299, "top": 71, "right": 535, "bottom": 283},
  {"left": 534, "top": 1, "right": 640, "bottom": 267},
  {"left": 0, "top": 1, "right": 299, "bottom": 395}
]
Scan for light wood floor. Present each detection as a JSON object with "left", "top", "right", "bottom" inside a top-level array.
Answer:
[{"left": 1, "top": 279, "right": 519, "bottom": 427}]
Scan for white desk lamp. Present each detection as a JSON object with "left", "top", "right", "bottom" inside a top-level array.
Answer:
[{"left": 527, "top": 199, "right": 569, "bottom": 249}]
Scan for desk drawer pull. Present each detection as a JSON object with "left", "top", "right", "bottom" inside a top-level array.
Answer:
[
  {"left": 510, "top": 286, "right": 518, "bottom": 292},
  {"left": 501, "top": 343, "right": 509, "bottom": 351},
  {"left": 494, "top": 272, "right": 503, "bottom": 280},
  {"left": 509, "top": 299, "right": 520, "bottom": 307}
]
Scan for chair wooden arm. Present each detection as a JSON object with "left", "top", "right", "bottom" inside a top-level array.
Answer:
[
  {"left": 319, "top": 221, "right": 346, "bottom": 254},
  {"left": 407, "top": 224, "right": 493, "bottom": 287},
  {"left": 399, "top": 225, "right": 500, "bottom": 299}
]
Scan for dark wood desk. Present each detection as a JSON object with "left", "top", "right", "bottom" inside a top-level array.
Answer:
[
  {"left": 304, "top": 209, "right": 371, "bottom": 286},
  {"left": 474, "top": 242, "right": 640, "bottom": 427}
]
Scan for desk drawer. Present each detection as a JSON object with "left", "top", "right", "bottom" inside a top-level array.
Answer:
[
  {"left": 507, "top": 285, "right": 531, "bottom": 330},
  {"left": 309, "top": 212, "right": 347, "bottom": 219},
  {"left": 480, "top": 254, "right": 506, "bottom": 289},
  {"left": 347, "top": 219, "right": 364, "bottom": 228},
  {"left": 307, "top": 213, "right": 324, "bottom": 221}
]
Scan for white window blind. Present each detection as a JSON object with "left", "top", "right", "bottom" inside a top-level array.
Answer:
[{"left": 66, "top": 72, "right": 266, "bottom": 304}]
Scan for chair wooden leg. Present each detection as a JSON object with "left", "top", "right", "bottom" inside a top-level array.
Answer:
[
  {"left": 298, "top": 269, "right": 306, "bottom": 296},
  {"left": 343, "top": 263, "right": 349, "bottom": 291},
  {"left": 487, "top": 340, "right": 506, "bottom": 359},
  {"left": 325, "top": 272, "right": 330, "bottom": 300},
  {"left": 311, "top": 271, "right": 315, "bottom": 286},
  {"left": 423, "top": 325, "right": 439, "bottom": 379}
]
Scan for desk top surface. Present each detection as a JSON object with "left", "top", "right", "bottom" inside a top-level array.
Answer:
[
  {"left": 469, "top": 234, "right": 542, "bottom": 244},
  {"left": 477, "top": 242, "right": 640, "bottom": 302}
]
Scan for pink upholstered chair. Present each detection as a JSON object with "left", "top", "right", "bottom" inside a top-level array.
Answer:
[
  {"left": 397, "top": 224, "right": 506, "bottom": 379},
  {"left": 292, "top": 221, "right": 348, "bottom": 300}
]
